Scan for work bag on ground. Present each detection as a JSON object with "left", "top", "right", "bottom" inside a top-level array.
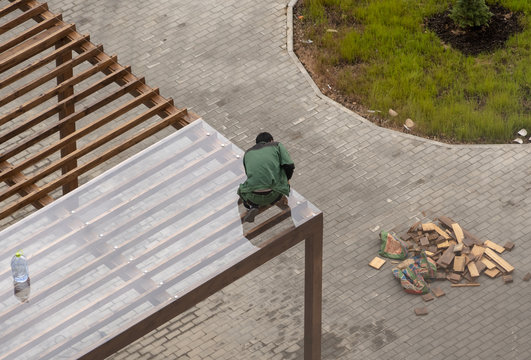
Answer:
[
  {"left": 378, "top": 231, "right": 408, "bottom": 260},
  {"left": 392, "top": 259, "right": 430, "bottom": 295},
  {"left": 391, "top": 251, "right": 437, "bottom": 294}
]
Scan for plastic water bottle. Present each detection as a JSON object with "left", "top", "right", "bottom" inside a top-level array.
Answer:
[{"left": 11, "top": 250, "right": 29, "bottom": 283}]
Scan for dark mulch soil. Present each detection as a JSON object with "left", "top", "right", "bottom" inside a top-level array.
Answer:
[{"left": 425, "top": 4, "right": 524, "bottom": 56}]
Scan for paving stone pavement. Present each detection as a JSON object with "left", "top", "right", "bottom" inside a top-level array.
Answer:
[{"left": 6, "top": 0, "right": 531, "bottom": 359}]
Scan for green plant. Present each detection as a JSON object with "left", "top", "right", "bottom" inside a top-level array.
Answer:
[
  {"left": 450, "top": 0, "right": 492, "bottom": 28},
  {"left": 295, "top": 0, "right": 531, "bottom": 142}
]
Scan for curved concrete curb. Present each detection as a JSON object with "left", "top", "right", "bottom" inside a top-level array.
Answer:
[{"left": 285, "top": 0, "right": 520, "bottom": 150}]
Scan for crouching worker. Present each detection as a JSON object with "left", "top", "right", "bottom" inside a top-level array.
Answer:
[{"left": 237, "top": 132, "right": 295, "bottom": 223}]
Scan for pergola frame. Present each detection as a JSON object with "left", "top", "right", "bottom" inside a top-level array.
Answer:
[
  {"left": 0, "top": 1, "right": 323, "bottom": 359},
  {"left": 0, "top": 0, "right": 194, "bottom": 221},
  {"left": 81, "top": 208, "right": 323, "bottom": 360}
]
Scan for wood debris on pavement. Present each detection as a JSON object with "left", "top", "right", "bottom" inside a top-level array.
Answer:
[
  {"left": 369, "top": 257, "right": 386, "bottom": 269},
  {"left": 398, "top": 216, "right": 517, "bottom": 289}
]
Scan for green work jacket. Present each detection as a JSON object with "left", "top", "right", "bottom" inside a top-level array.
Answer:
[{"left": 238, "top": 142, "right": 294, "bottom": 196}]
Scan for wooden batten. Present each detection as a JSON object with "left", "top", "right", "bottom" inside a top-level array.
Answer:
[
  {"left": 0, "top": 23, "right": 76, "bottom": 73},
  {"left": 0, "top": 33, "right": 87, "bottom": 90},
  {"left": 0, "top": 68, "right": 138, "bottom": 158},
  {"left": 0, "top": 3, "right": 48, "bottom": 35},
  {"left": 0, "top": 0, "right": 33, "bottom": 18},
  {"left": 0, "top": 0, "right": 190, "bottom": 219},
  {"left": 484, "top": 248, "right": 514, "bottom": 273}
]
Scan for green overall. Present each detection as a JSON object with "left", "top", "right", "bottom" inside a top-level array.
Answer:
[{"left": 238, "top": 142, "right": 293, "bottom": 207}]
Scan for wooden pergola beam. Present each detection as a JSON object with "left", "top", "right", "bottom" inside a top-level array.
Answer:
[
  {"left": 0, "top": 0, "right": 192, "bottom": 213},
  {"left": 1, "top": 51, "right": 114, "bottom": 119},
  {"left": 0, "top": 161, "right": 54, "bottom": 209},
  {"left": 0, "top": 44, "right": 103, "bottom": 110},
  {"left": 305, "top": 213, "right": 323, "bottom": 360},
  {"left": 0, "top": 23, "right": 75, "bottom": 73},
  {"left": 76, "top": 212, "right": 324, "bottom": 360},
  {"left": 0, "top": 79, "right": 152, "bottom": 185},
  {"left": 10, "top": 0, "right": 193, "bottom": 125},
  {"left": 0, "top": 92, "right": 171, "bottom": 203},
  {"left": 0, "top": 2, "right": 48, "bottom": 35},
  {"left": 56, "top": 36, "right": 77, "bottom": 194},
  {"left": 0, "top": 65, "right": 135, "bottom": 152},
  {"left": 0, "top": 32, "right": 88, "bottom": 90},
  {"left": 0, "top": 107, "right": 187, "bottom": 220},
  {"left": 0, "top": 0, "right": 31, "bottom": 18},
  {"left": 0, "top": 135, "right": 217, "bottom": 261}
]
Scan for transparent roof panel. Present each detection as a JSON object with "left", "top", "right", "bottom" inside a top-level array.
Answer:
[{"left": 0, "top": 119, "right": 320, "bottom": 359}]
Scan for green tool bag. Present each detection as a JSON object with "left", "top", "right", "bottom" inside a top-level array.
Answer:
[{"left": 378, "top": 231, "right": 408, "bottom": 260}]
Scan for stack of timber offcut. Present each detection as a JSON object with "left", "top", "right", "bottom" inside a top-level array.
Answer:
[{"left": 402, "top": 216, "right": 515, "bottom": 286}]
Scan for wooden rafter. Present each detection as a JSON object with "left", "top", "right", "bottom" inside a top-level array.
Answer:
[{"left": 0, "top": 0, "right": 195, "bottom": 220}]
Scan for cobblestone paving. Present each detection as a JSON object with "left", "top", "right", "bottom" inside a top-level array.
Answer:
[{"left": 8, "top": 0, "right": 531, "bottom": 359}]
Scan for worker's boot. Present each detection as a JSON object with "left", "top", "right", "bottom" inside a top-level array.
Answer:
[{"left": 276, "top": 196, "right": 289, "bottom": 210}]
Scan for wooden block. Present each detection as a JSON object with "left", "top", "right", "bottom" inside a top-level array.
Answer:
[
  {"left": 484, "top": 240, "right": 505, "bottom": 254},
  {"left": 462, "top": 246, "right": 471, "bottom": 255},
  {"left": 422, "top": 223, "right": 435, "bottom": 232},
  {"left": 475, "top": 261, "right": 486, "bottom": 274},
  {"left": 484, "top": 248, "right": 514, "bottom": 273},
  {"left": 504, "top": 241, "right": 515, "bottom": 251},
  {"left": 425, "top": 250, "right": 435, "bottom": 257},
  {"left": 484, "top": 268, "right": 500, "bottom": 278},
  {"left": 453, "top": 243, "right": 464, "bottom": 253},
  {"left": 438, "top": 216, "right": 454, "bottom": 229},
  {"left": 437, "top": 244, "right": 455, "bottom": 268},
  {"left": 471, "top": 245, "right": 485, "bottom": 259},
  {"left": 422, "top": 293, "right": 434, "bottom": 302},
  {"left": 462, "top": 237, "right": 475, "bottom": 248},
  {"left": 432, "top": 286, "right": 445, "bottom": 297},
  {"left": 428, "top": 245, "right": 438, "bottom": 253},
  {"left": 435, "top": 272, "right": 447, "bottom": 281},
  {"left": 420, "top": 236, "right": 429, "bottom": 246},
  {"left": 447, "top": 273, "right": 462, "bottom": 283},
  {"left": 451, "top": 283, "right": 480, "bottom": 287},
  {"left": 451, "top": 223, "right": 464, "bottom": 244},
  {"left": 438, "top": 216, "right": 482, "bottom": 245},
  {"left": 433, "top": 224, "right": 451, "bottom": 239},
  {"left": 402, "top": 232, "right": 413, "bottom": 241},
  {"left": 481, "top": 258, "right": 496, "bottom": 270},
  {"left": 523, "top": 273, "right": 531, "bottom": 282},
  {"left": 408, "top": 221, "right": 421, "bottom": 232},
  {"left": 437, "top": 240, "right": 450, "bottom": 249},
  {"left": 414, "top": 307, "right": 428, "bottom": 316},
  {"left": 453, "top": 256, "right": 466, "bottom": 272},
  {"left": 435, "top": 236, "right": 446, "bottom": 244},
  {"left": 503, "top": 275, "right": 513, "bottom": 284},
  {"left": 467, "top": 262, "right": 480, "bottom": 278},
  {"left": 369, "top": 257, "right": 386, "bottom": 269},
  {"left": 428, "top": 233, "right": 439, "bottom": 241}
]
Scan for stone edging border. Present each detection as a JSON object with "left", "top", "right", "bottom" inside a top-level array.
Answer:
[{"left": 285, "top": 0, "right": 518, "bottom": 150}]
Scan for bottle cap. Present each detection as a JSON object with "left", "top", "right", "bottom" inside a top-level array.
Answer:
[{"left": 15, "top": 250, "right": 23, "bottom": 257}]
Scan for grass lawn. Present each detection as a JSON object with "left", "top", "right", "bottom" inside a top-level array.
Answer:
[{"left": 295, "top": 0, "right": 531, "bottom": 143}]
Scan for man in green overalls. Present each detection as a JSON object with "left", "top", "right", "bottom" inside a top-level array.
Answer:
[{"left": 238, "top": 132, "right": 295, "bottom": 222}]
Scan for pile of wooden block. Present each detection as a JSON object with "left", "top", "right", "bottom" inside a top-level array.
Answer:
[{"left": 402, "top": 216, "right": 515, "bottom": 286}]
